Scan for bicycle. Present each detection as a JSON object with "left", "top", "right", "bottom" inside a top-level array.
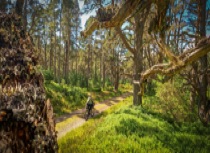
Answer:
[{"left": 84, "top": 105, "right": 94, "bottom": 121}]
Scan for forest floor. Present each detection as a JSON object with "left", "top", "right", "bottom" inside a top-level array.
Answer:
[{"left": 55, "top": 91, "right": 132, "bottom": 139}]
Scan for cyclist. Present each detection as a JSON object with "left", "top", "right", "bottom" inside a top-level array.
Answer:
[{"left": 86, "top": 95, "right": 95, "bottom": 113}]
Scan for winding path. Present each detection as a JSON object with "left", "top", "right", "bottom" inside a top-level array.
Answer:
[{"left": 55, "top": 91, "right": 132, "bottom": 139}]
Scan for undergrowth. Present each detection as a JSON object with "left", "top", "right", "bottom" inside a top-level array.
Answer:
[
  {"left": 45, "top": 80, "right": 131, "bottom": 117},
  {"left": 58, "top": 97, "right": 210, "bottom": 153},
  {"left": 45, "top": 81, "right": 87, "bottom": 117}
]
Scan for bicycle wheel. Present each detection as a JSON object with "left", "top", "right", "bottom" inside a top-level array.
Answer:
[
  {"left": 84, "top": 109, "right": 90, "bottom": 121},
  {"left": 90, "top": 109, "right": 94, "bottom": 117}
]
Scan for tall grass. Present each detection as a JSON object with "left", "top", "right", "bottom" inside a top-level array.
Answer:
[{"left": 58, "top": 97, "right": 210, "bottom": 153}]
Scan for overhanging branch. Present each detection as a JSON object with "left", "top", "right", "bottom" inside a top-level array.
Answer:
[
  {"left": 81, "top": 0, "right": 151, "bottom": 38},
  {"left": 139, "top": 38, "right": 210, "bottom": 95}
]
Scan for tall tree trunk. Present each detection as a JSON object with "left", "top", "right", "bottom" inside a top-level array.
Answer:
[
  {"left": 0, "top": 0, "right": 7, "bottom": 12},
  {"left": 15, "top": 0, "right": 24, "bottom": 16},
  {"left": 22, "top": 0, "right": 28, "bottom": 31},
  {"left": 44, "top": 43, "right": 47, "bottom": 69},
  {"left": 75, "top": 19, "right": 79, "bottom": 75},
  {"left": 133, "top": 13, "right": 146, "bottom": 105},
  {"left": 94, "top": 53, "right": 97, "bottom": 81},
  {"left": 112, "top": 0, "right": 115, "bottom": 5},
  {"left": 102, "top": 48, "right": 106, "bottom": 89},
  {"left": 198, "top": 0, "right": 209, "bottom": 125},
  {"left": 64, "top": 39, "right": 70, "bottom": 80},
  {"left": 114, "top": 51, "right": 120, "bottom": 91},
  {"left": 54, "top": 12, "right": 57, "bottom": 79},
  {"left": 87, "top": 44, "right": 91, "bottom": 89},
  {"left": 43, "top": 19, "right": 48, "bottom": 69},
  {"left": 58, "top": 44, "right": 61, "bottom": 82},
  {"left": 49, "top": 31, "right": 54, "bottom": 71},
  {"left": 58, "top": 0, "right": 63, "bottom": 83}
]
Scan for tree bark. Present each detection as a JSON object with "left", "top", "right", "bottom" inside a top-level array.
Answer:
[
  {"left": 133, "top": 11, "right": 147, "bottom": 105},
  {"left": 58, "top": 0, "right": 63, "bottom": 83},
  {"left": 0, "top": 0, "right": 7, "bottom": 12},
  {"left": 22, "top": 0, "right": 28, "bottom": 31},
  {"left": 198, "top": 0, "right": 209, "bottom": 125},
  {"left": 54, "top": 11, "right": 57, "bottom": 79},
  {"left": 0, "top": 12, "right": 58, "bottom": 152},
  {"left": 49, "top": 31, "right": 54, "bottom": 71},
  {"left": 114, "top": 51, "right": 120, "bottom": 91},
  {"left": 64, "top": 39, "right": 70, "bottom": 80},
  {"left": 102, "top": 49, "right": 106, "bottom": 89}
]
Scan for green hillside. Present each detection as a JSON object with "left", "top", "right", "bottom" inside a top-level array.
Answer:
[{"left": 58, "top": 97, "right": 210, "bottom": 153}]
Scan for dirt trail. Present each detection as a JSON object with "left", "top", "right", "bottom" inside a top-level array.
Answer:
[{"left": 56, "top": 92, "right": 132, "bottom": 139}]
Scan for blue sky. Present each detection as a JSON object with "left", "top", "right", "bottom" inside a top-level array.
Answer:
[{"left": 78, "top": 0, "right": 96, "bottom": 30}]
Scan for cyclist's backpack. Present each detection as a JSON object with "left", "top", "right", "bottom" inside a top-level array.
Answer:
[{"left": 87, "top": 97, "right": 93, "bottom": 105}]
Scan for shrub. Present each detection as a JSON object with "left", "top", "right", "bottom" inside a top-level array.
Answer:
[
  {"left": 42, "top": 69, "right": 54, "bottom": 82},
  {"left": 155, "top": 79, "right": 191, "bottom": 122},
  {"left": 45, "top": 81, "right": 87, "bottom": 116}
]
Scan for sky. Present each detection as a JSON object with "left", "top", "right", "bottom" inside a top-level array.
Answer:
[
  {"left": 80, "top": 12, "right": 96, "bottom": 30},
  {"left": 78, "top": 0, "right": 96, "bottom": 30}
]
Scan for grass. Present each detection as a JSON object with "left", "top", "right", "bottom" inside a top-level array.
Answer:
[
  {"left": 56, "top": 116, "right": 79, "bottom": 132},
  {"left": 45, "top": 81, "right": 88, "bottom": 117},
  {"left": 58, "top": 96, "right": 210, "bottom": 153}
]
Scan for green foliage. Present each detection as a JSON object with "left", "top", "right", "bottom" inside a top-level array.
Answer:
[
  {"left": 88, "top": 78, "right": 102, "bottom": 92},
  {"left": 42, "top": 69, "right": 54, "bottom": 83},
  {"left": 45, "top": 81, "right": 87, "bottom": 116},
  {"left": 58, "top": 97, "right": 210, "bottom": 153},
  {"left": 144, "top": 76, "right": 196, "bottom": 122},
  {"left": 68, "top": 71, "right": 88, "bottom": 88},
  {"left": 45, "top": 79, "right": 131, "bottom": 117}
]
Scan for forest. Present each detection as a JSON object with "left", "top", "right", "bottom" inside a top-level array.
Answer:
[{"left": 0, "top": 0, "right": 210, "bottom": 153}]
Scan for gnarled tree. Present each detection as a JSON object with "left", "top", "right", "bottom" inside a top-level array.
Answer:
[{"left": 81, "top": 0, "right": 210, "bottom": 124}]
